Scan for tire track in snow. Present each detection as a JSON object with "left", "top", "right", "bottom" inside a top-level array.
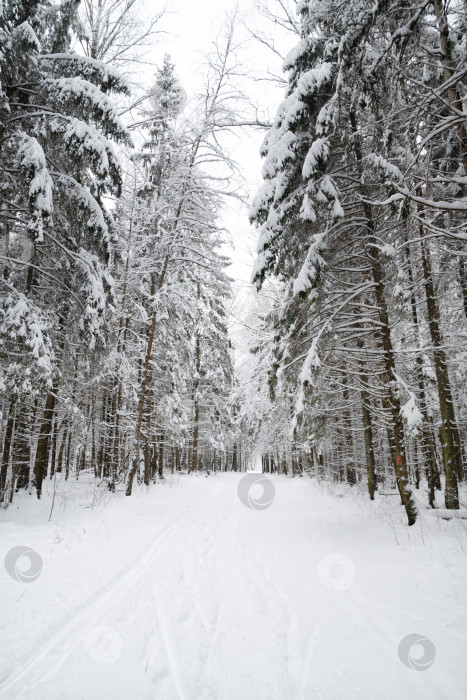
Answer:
[{"left": 0, "top": 484, "right": 220, "bottom": 699}]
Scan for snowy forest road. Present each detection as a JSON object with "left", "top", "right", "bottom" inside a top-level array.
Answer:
[{"left": 1, "top": 474, "right": 466, "bottom": 700}]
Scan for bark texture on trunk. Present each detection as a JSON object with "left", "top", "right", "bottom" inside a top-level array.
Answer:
[{"left": 33, "top": 388, "right": 57, "bottom": 498}]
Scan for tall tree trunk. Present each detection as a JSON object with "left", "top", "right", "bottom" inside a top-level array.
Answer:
[
  {"left": 459, "top": 256, "right": 467, "bottom": 321},
  {"left": 15, "top": 400, "right": 32, "bottom": 491},
  {"left": 342, "top": 374, "right": 356, "bottom": 484},
  {"left": 127, "top": 273, "right": 159, "bottom": 495},
  {"left": 65, "top": 427, "right": 72, "bottom": 481},
  {"left": 97, "top": 393, "right": 107, "bottom": 478},
  {"left": 1, "top": 396, "right": 16, "bottom": 501},
  {"left": 433, "top": 0, "right": 467, "bottom": 174},
  {"left": 190, "top": 285, "right": 201, "bottom": 474},
  {"left": 361, "top": 390, "right": 377, "bottom": 500},
  {"left": 176, "top": 447, "right": 181, "bottom": 471},
  {"left": 33, "top": 387, "right": 57, "bottom": 498},
  {"left": 418, "top": 219, "right": 462, "bottom": 509},
  {"left": 106, "top": 388, "right": 118, "bottom": 487},
  {"left": 127, "top": 176, "right": 193, "bottom": 495},
  {"left": 232, "top": 443, "right": 238, "bottom": 472},
  {"left": 350, "top": 111, "right": 417, "bottom": 525},
  {"left": 158, "top": 430, "right": 165, "bottom": 479},
  {"left": 404, "top": 229, "right": 441, "bottom": 506},
  {"left": 89, "top": 0, "right": 103, "bottom": 60},
  {"left": 57, "top": 421, "right": 68, "bottom": 474},
  {"left": 49, "top": 415, "right": 58, "bottom": 479},
  {"left": 143, "top": 397, "right": 152, "bottom": 486},
  {"left": 102, "top": 397, "right": 112, "bottom": 479}
]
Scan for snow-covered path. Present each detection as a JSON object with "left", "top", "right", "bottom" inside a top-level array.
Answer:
[{"left": 1, "top": 473, "right": 466, "bottom": 700}]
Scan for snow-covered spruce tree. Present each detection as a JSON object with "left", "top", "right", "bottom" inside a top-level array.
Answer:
[
  {"left": 0, "top": 0, "right": 130, "bottom": 501},
  {"left": 250, "top": 0, "right": 417, "bottom": 524},
  {"left": 244, "top": 287, "right": 303, "bottom": 476},
  {"left": 361, "top": 0, "right": 467, "bottom": 509},
  {"left": 251, "top": 0, "right": 466, "bottom": 520},
  {"left": 94, "top": 52, "right": 237, "bottom": 494},
  {"left": 188, "top": 253, "right": 235, "bottom": 473},
  {"left": 74, "top": 16, "right": 252, "bottom": 491},
  {"left": 122, "top": 57, "right": 192, "bottom": 494},
  {"left": 79, "top": 55, "right": 186, "bottom": 490},
  {"left": 345, "top": 0, "right": 467, "bottom": 508},
  {"left": 108, "top": 159, "right": 234, "bottom": 487}
]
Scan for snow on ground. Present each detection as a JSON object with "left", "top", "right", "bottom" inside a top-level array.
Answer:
[{"left": 0, "top": 473, "right": 466, "bottom": 700}]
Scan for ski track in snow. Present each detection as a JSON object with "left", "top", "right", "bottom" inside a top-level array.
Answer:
[
  {"left": 0, "top": 483, "right": 221, "bottom": 698},
  {"left": 0, "top": 473, "right": 466, "bottom": 700}
]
